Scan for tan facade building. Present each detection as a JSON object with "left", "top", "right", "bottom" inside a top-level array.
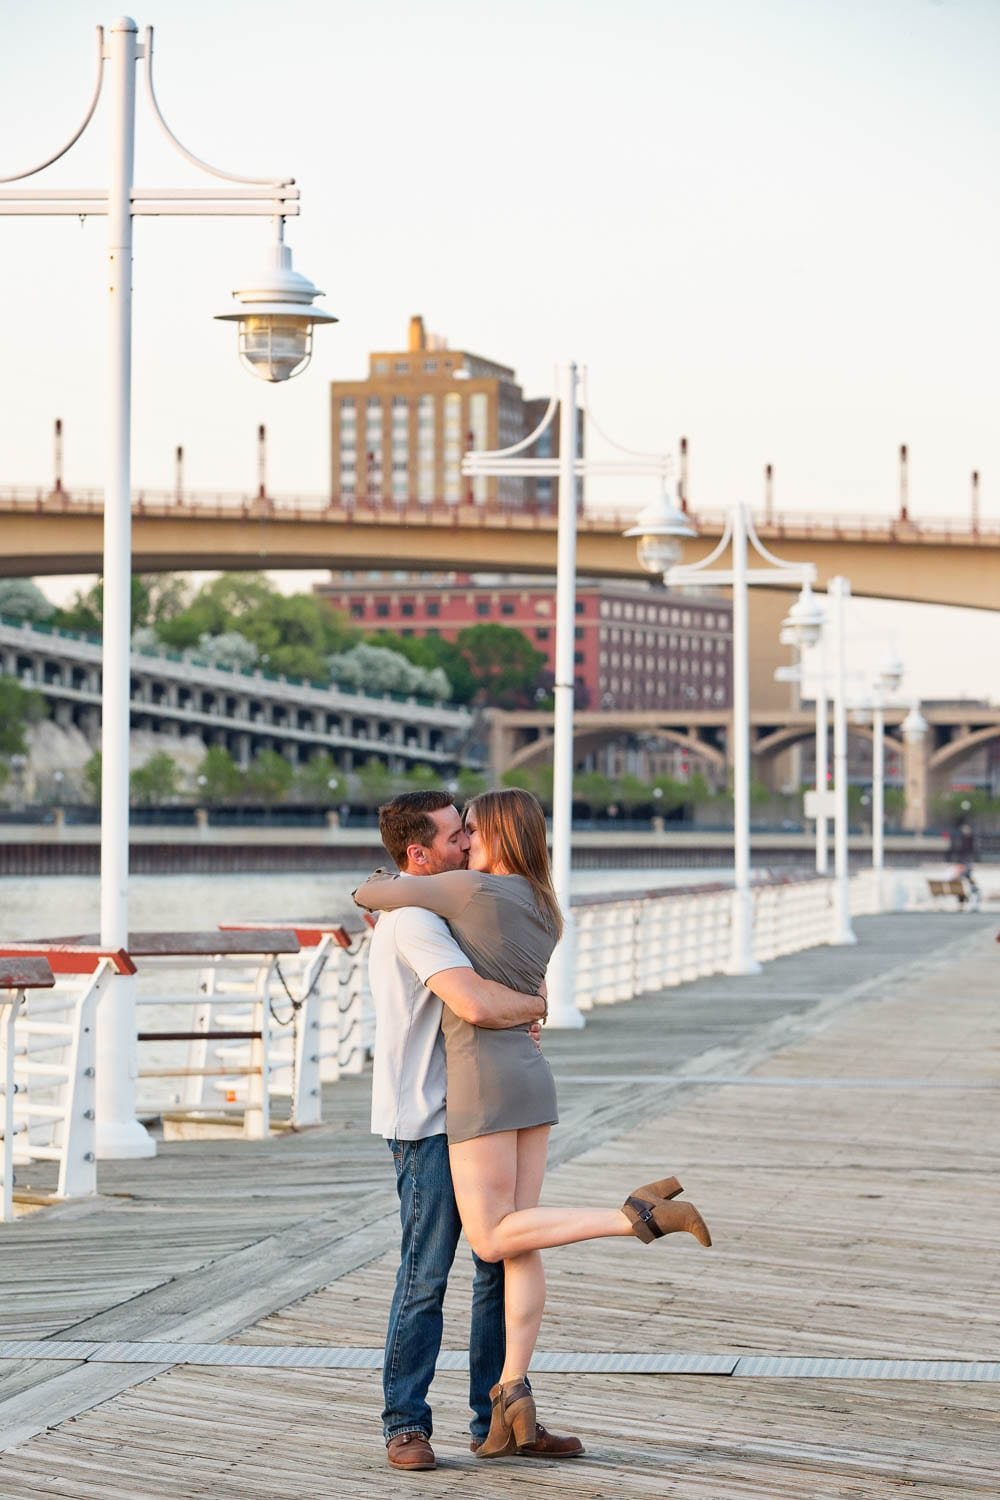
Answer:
[{"left": 329, "top": 316, "right": 577, "bottom": 509}]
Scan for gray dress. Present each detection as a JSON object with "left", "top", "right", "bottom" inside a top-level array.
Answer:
[{"left": 353, "top": 869, "right": 559, "bottom": 1144}]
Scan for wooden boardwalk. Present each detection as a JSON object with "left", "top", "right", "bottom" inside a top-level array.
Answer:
[{"left": 0, "top": 912, "right": 997, "bottom": 1497}]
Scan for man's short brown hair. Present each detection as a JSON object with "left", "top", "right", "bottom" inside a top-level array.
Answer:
[{"left": 378, "top": 790, "right": 454, "bottom": 869}]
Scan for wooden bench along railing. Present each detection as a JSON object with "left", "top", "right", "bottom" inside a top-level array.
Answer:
[{"left": 0, "top": 945, "right": 134, "bottom": 1217}]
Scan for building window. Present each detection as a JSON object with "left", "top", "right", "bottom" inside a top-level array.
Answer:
[
  {"left": 372, "top": 359, "right": 388, "bottom": 374},
  {"left": 427, "top": 601, "right": 440, "bottom": 618},
  {"left": 476, "top": 601, "right": 490, "bottom": 616},
  {"left": 401, "top": 603, "right": 414, "bottom": 618},
  {"left": 501, "top": 601, "right": 515, "bottom": 616},
  {"left": 350, "top": 604, "right": 365, "bottom": 619},
  {"left": 375, "top": 603, "right": 390, "bottom": 618},
  {"left": 424, "top": 359, "right": 437, "bottom": 372},
  {"left": 536, "top": 627, "right": 550, "bottom": 641},
  {"left": 574, "top": 626, "right": 583, "bottom": 640},
  {"left": 574, "top": 651, "right": 584, "bottom": 665},
  {"left": 394, "top": 361, "right": 409, "bottom": 374},
  {"left": 575, "top": 600, "right": 584, "bottom": 615}
]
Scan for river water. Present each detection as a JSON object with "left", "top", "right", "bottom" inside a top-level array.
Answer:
[{"left": 0, "top": 867, "right": 734, "bottom": 941}]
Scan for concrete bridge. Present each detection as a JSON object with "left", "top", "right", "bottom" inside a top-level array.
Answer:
[
  {"left": 4, "top": 486, "right": 997, "bottom": 715},
  {"left": 1, "top": 487, "right": 997, "bottom": 607},
  {"left": 488, "top": 703, "right": 1000, "bottom": 831},
  {"left": 0, "top": 617, "right": 475, "bottom": 775}
]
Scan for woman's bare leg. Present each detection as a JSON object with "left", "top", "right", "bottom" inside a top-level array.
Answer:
[
  {"left": 450, "top": 1132, "right": 631, "bottom": 1265},
  {"left": 499, "top": 1126, "right": 549, "bottom": 1384}
]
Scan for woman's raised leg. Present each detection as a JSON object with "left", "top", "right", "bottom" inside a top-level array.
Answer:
[
  {"left": 499, "top": 1125, "right": 549, "bottom": 1384},
  {"left": 450, "top": 1132, "right": 633, "bottom": 1264}
]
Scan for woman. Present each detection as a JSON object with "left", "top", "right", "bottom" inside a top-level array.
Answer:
[{"left": 354, "top": 787, "right": 711, "bottom": 1458}]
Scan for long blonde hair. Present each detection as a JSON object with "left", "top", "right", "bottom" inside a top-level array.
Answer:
[{"left": 464, "top": 788, "right": 563, "bottom": 938}]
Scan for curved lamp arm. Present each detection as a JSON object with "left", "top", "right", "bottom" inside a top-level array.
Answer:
[
  {"left": 0, "top": 26, "right": 105, "bottom": 183},
  {"left": 578, "top": 365, "right": 672, "bottom": 470},
  {"left": 745, "top": 507, "right": 816, "bottom": 581},
  {"left": 468, "top": 389, "right": 559, "bottom": 460},
  {"left": 668, "top": 507, "right": 735, "bottom": 578},
  {"left": 144, "top": 26, "right": 293, "bottom": 188}
]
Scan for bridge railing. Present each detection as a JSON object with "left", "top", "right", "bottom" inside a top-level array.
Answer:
[{"left": 2, "top": 483, "right": 995, "bottom": 540}]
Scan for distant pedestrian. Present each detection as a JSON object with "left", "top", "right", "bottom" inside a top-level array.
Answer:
[{"left": 947, "top": 821, "right": 981, "bottom": 909}]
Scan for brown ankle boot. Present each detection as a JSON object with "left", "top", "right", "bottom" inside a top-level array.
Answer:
[
  {"left": 475, "top": 1379, "right": 537, "bottom": 1458},
  {"left": 623, "top": 1193, "right": 712, "bottom": 1247},
  {"left": 631, "top": 1174, "right": 683, "bottom": 1203}
]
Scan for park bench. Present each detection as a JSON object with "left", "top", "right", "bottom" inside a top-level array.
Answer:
[
  {"left": 0, "top": 945, "right": 134, "bottom": 1217},
  {"left": 927, "top": 876, "right": 972, "bottom": 910}
]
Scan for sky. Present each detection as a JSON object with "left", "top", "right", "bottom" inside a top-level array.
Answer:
[{"left": 0, "top": 0, "right": 998, "bottom": 701}]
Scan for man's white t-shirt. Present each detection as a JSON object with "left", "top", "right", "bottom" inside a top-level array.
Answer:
[{"left": 368, "top": 906, "right": 472, "bottom": 1141}]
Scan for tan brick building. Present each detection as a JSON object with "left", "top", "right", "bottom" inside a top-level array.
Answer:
[{"left": 329, "top": 316, "right": 578, "bottom": 509}]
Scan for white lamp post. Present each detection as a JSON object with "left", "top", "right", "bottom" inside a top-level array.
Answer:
[
  {"left": 463, "top": 365, "right": 672, "bottom": 1026},
  {"left": 629, "top": 501, "right": 818, "bottom": 975},
  {"left": 0, "top": 21, "right": 335, "bottom": 1158},
  {"left": 826, "top": 576, "right": 857, "bottom": 946},
  {"left": 870, "top": 654, "right": 904, "bottom": 880}
]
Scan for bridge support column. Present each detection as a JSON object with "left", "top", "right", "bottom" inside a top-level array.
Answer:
[{"left": 903, "top": 725, "right": 931, "bottom": 833}]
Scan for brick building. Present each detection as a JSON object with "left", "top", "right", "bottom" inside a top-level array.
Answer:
[
  {"left": 329, "top": 316, "right": 580, "bottom": 509},
  {"left": 317, "top": 575, "right": 733, "bottom": 714}
]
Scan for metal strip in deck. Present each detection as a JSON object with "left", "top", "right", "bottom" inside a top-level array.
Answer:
[{"left": 1, "top": 1342, "right": 996, "bottom": 1380}]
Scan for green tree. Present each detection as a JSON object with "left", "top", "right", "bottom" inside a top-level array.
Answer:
[
  {"left": 296, "top": 752, "right": 344, "bottom": 805},
  {"left": 0, "top": 579, "right": 54, "bottom": 623},
  {"left": 83, "top": 751, "right": 102, "bottom": 806},
  {"left": 403, "top": 764, "right": 440, "bottom": 794},
  {"left": 53, "top": 575, "right": 158, "bottom": 635},
  {"left": 244, "top": 749, "right": 295, "bottom": 804},
  {"left": 455, "top": 768, "right": 488, "bottom": 802},
  {"left": 196, "top": 746, "right": 243, "bottom": 805},
  {"left": 615, "top": 774, "right": 650, "bottom": 813},
  {"left": 157, "top": 574, "right": 354, "bottom": 681},
  {"left": 501, "top": 764, "right": 554, "bottom": 810},
  {"left": 455, "top": 624, "right": 547, "bottom": 708},
  {"left": 573, "top": 771, "right": 615, "bottom": 813},
  {"left": 367, "top": 630, "right": 476, "bottom": 704},
  {"left": 355, "top": 756, "right": 396, "bottom": 809},
  {"left": 130, "top": 752, "right": 180, "bottom": 807},
  {"left": 0, "top": 680, "right": 46, "bottom": 758},
  {"left": 651, "top": 774, "right": 688, "bottom": 813}
]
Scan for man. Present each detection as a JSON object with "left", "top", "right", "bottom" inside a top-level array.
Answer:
[{"left": 367, "top": 790, "right": 583, "bottom": 1471}]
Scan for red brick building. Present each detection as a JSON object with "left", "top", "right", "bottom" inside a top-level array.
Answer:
[{"left": 317, "top": 575, "right": 733, "bottom": 713}]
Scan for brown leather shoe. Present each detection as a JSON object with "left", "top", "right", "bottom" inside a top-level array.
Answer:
[
  {"left": 471, "top": 1421, "right": 584, "bottom": 1459},
  {"left": 386, "top": 1432, "right": 436, "bottom": 1471}
]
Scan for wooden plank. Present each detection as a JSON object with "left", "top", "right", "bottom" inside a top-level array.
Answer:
[
  {"left": 0, "top": 957, "right": 54, "bottom": 990},
  {"left": 38, "top": 931, "right": 301, "bottom": 957}
]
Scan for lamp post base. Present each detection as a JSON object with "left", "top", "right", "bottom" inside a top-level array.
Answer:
[
  {"left": 543, "top": 929, "right": 586, "bottom": 1030},
  {"left": 725, "top": 954, "right": 763, "bottom": 977},
  {"left": 96, "top": 1118, "right": 157, "bottom": 1160}
]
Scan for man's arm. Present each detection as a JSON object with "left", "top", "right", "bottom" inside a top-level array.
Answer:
[{"left": 426, "top": 967, "right": 545, "bottom": 1029}]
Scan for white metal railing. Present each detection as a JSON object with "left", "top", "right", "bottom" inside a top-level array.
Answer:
[
  {"left": 0, "top": 955, "right": 112, "bottom": 1217},
  {"left": 347, "top": 871, "right": 881, "bottom": 1023}
]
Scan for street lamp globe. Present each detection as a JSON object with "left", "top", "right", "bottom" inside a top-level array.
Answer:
[
  {"left": 215, "top": 238, "right": 338, "bottom": 382},
  {"left": 781, "top": 580, "right": 824, "bottom": 648},
  {"left": 901, "top": 704, "right": 929, "bottom": 744},
  {"left": 877, "top": 654, "right": 904, "bottom": 696},
  {"left": 623, "top": 488, "right": 697, "bottom": 581}
]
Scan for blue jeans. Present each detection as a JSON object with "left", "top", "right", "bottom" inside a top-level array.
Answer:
[{"left": 383, "top": 1134, "right": 505, "bottom": 1444}]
